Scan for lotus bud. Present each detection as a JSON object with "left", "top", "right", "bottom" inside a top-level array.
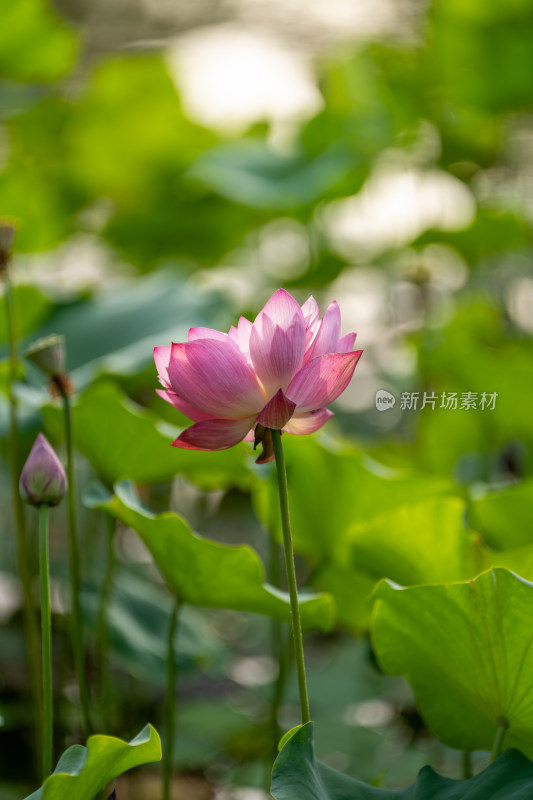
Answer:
[
  {"left": 25, "top": 334, "right": 66, "bottom": 378},
  {"left": 19, "top": 433, "right": 67, "bottom": 507}
]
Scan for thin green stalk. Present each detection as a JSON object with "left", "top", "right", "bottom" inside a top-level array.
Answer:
[
  {"left": 490, "top": 717, "right": 508, "bottom": 763},
  {"left": 97, "top": 515, "right": 116, "bottom": 731},
  {"left": 266, "top": 627, "right": 292, "bottom": 791},
  {"left": 163, "top": 599, "right": 181, "bottom": 800},
  {"left": 268, "top": 558, "right": 284, "bottom": 762},
  {"left": 4, "top": 274, "right": 42, "bottom": 766},
  {"left": 462, "top": 750, "right": 472, "bottom": 779},
  {"left": 61, "top": 390, "right": 92, "bottom": 736},
  {"left": 271, "top": 429, "right": 311, "bottom": 725},
  {"left": 266, "top": 522, "right": 289, "bottom": 779},
  {"left": 39, "top": 504, "right": 53, "bottom": 778}
]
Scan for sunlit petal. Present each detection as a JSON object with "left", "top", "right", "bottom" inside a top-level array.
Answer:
[
  {"left": 156, "top": 389, "right": 216, "bottom": 422},
  {"left": 304, "top": 301, "right": 341, "bottom": 362},
  {"left": 153, "top": 345, "right": 172, "bottom": 387},
  {"left": 168, "top": 339, "right": 264, "bottom": 417},
  {"left": 250, "top": 288, "right": 306, "bottom": 395},
  {"left": 336, "top": 332, "right": 357, "bottom": 353},
  {"left": 188, "top": 327, "right": 230, "bottom": 343},
  {"left": 287, "top": 350, "right": 363, "bottom": 412},
  {"left": 172, "top": 416, "right": 256, "bottom": 450},
  {"left": 283, "top": 408, "right": 334, "bottom": 435}
]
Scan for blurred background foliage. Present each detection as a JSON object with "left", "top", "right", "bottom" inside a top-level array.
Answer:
[{"left": 1, "top": 0, "right": 533, "bottom": 796}]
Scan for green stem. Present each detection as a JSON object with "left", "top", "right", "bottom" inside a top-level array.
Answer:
[
  {"left": 4, "top": 274, "right": 42, "bottom": 769},
  {"left": 270, "top": 429, "right": 311, "bottom": 725},
  {"left": 39, "top": 504, "right": 53, "bottom": 778},
  {"left": 490, "top": 717, "right": 508, "bottom": 763},
  {"left": 97, "top": 515, "right": 116, "bottom": 732},
  {"left": 268, "top": 582, "right": 283, "bottom": 759},
  {"left": 62, "top": 390, "right": 92, "bottom": 736},
  {"left": 462, "top": 750, "right": 472, "bottom": 779},
  {"left": 163, "top": 599, "right": 181, "bottom": 800},
  {"left": 266, "top": 520, "right": 288, "bottom": 780}
]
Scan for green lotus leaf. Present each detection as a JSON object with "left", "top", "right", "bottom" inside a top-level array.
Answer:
[
  {"left": 24, "top": 724, "right": 160, "bottom": 800},
  {"left": 315, "top": 497, "right": 481, "bottom": 632},
  {"left": 322, "top": 497, "right": 533, "bottom": 632},
  {"left": 271, "top": 722, "right": 533, "bottom": 799},
  {"left": 371, "top": 568, "right": 533, "bottom": 757},
  {"left": 348, "top": 497, "right": 485, "bottom": 586},
  {"left": 253, "top": 434, "right": 452, "bottom": 564},
  {"left": 86, "top": 481, "right": 335, "bottom": 631},
  {"left": 469, "top": 479, "right": 533, "bottom": 550},
  {"left": 188, "top": 139, "right": 357, "bottom": 210}
]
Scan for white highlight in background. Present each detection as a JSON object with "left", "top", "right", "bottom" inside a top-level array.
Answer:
[{"left": 167, "top": 25, "right": 323, "bottom": 137}]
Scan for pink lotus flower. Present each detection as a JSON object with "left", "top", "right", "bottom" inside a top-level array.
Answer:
[{"left": 154, "top": 289, "right": 362, "bottom": 462}]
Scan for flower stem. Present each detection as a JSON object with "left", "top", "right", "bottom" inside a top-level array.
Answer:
[
  {"left": 268, "top": 552, "right": 283, "bottom": 761},
  {"left": 270, "top": 429, "right": 311, "bottom": 725},
  {"left": 462, "top": 750, "right": 472, "bottom": 779},
  {"left": 266, "top": 521, "right": 289, "bottom": 776},
  {"left": 97, "top": 515, "right": 116, "bottom": 731},
  {"left": 163, "top": 598, "right": 181, "bottom": 800},
  {"left": 4, "top": 274, "right": 42, "bottom": 767},
  {"left": 62, "top": 390, "right": 92, "bottom": 736},
  {"left": 490, "top": 716, "right": 508, "bottom": 763},
  {"left": 39, "top": 503, "right": 53, "bottom": 778}
]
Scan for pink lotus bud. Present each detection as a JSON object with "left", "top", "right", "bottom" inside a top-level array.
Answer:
[
  {"left": 19, "top": 434, "right": 67, "bottom": 507},
  {"left": 25, "top": 334, "right": 66, "bottom": 377}
]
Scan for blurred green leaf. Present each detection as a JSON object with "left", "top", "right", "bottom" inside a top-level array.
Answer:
[
  {"left": 301, "top": 52, "right": 394, "bottom": 162},
  {"left": 271, "top": 722, "right": 533, "bottom": 799},
  {"left": 0, "top": 97, "right": 88, "bottom": 251},
  {"left": 104, "top": 191, "right": 260, "bottom": 269},
  {"left": 371, "top": 569, "right": 533, "bottom": 756},
  {"left": 0, "top": 0, "right": 78, "bottom": 82},
  {"left": 173, "top": 700, "right": 255, "bottom": 767},
  {"left": 33, "top": 269, "right": 227, "bottom": 382},
  {"left": 429, "top": 0, "right": 533, "bottom": 115},
  {"left": 349, "top": 498, "right": 484, "bottom": 586},
  {"left": 321, "top": 497, "right": 533, "bottom": 632},
  {"left": 415, "top": 301, "right": 533, "bottom": 475},
  {"left": 415, "top": 207, "right": 533, "bottom": 262},
  {"left": 41, "top": 382, "right": 252, "bottom": 490},
  {"left": 469, "top": 479, "right": 533, "bottom": 550},
  {"left": 317, "top": 561, "right": 376, "bottom": 633},
  {"left": 254, "top": 435, "right": 452, "bottom": 563},
  {"left": 86, "top": 480, "right": 335, "bottom": 630},
  {"left": 24, "top": 724, "right": 160, "bottom": 800},
  {"left": 0, "top": 284, "right": 51, "bottom": 345},
  {"left": 68, "top": 56, "right": 215, "bottom": 199},
  {"left": 189, "top": 140, "right": 357, "bottom": 210},
  {"left": 84, "top": 570, "right": 221, "bottom": 683}
]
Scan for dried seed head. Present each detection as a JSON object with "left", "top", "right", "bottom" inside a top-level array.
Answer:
[{"left": 26, "top": 334, "right": 66, "bottom": 378}]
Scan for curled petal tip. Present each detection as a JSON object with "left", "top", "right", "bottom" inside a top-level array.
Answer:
[{"left": 254, "top": 428, "right": 275, "bottom": 463}]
